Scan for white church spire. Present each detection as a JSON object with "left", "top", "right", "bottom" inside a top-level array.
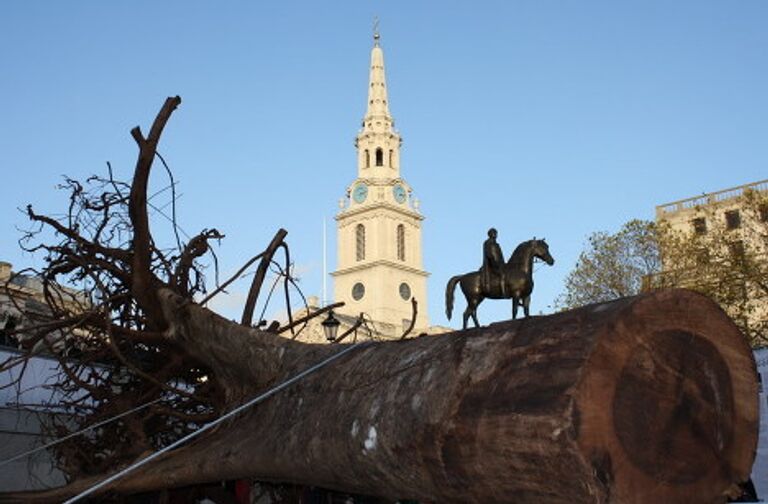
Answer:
[
  {"left": 333, "top": 25, "right": 430, "bottom": 336},
  {"left": 355, "top": 22, "right": 401, "bottom": 179},
  {"left": 364, "top": 19, "right": 392, "bottom": 131}
]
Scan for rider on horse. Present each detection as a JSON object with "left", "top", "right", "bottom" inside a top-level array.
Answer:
[
  {"left": 447, "top": 234, "right": 555, "bottom": 329},
  {"left": 480, "top": 228, "right": 504, "bottom": 293}
]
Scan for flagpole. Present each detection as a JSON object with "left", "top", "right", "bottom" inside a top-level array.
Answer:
[{"left": 322, "top": 216, "right": 327, "bottom": 307}]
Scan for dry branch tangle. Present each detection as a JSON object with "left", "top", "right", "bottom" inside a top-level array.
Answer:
[{"left": 5, "top": 289, "right": 757, "bottom": 503}]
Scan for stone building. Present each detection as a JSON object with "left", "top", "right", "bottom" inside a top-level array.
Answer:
[
  {"left": 647, "top": 179, "right": 768, "bottom": 344},
  {"left": 654, "top": 178, "right": 768, "bottom": 239},
  {"left": 0, "top": 261, "right": 89, "bottom": 353},
  {"left": 331, "top": 29, "right": 429, "bottom": 337},
  {"left": 292, "top": 30, "right": 448, "bottom": 343}
]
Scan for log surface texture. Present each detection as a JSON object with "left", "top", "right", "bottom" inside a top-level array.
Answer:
[{"left": 3, "top": 289, "right": 758, "bottom": 504}]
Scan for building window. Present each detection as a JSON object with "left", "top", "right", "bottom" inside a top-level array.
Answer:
[
  {"left": 692, "top": 217, "right": 707, "bottom": 235},
  {"left": 356, "top": 224, "right": 365, "bottom": 261},
  {"left": 365, "top": 150, "right": 370, "bottom": 168},
  {"left": 725, "top": 210, "right": 741, "bottom": 230},
  {"left": 759, "top": 204, "right": 768, "bottom": 222},
  {"left": 726, "top": 278, "right": 748, "bottom": 301},
  {"left": 729, "top": 240, "right": 745, "bottom": 262},
  {"left": 399, "top": 282, "right": 411, "bottom": 300},
  {"left": 352, "top": 282, "right": 365, "bottom": 301},
  {"left": 0, "top": 315, "right": 19, "bottom": 347},
  {"left": 389, "top": 149, "right": 394, "bottom": 167},
  {"left": 396, "top": 224, "right": 405, "bottom": 261},
  {"left": 695, "top": 248, "right": 710, "bottom": 266},
  {"left": 375, "top": 148, "right": 383, "bottom": 167}
]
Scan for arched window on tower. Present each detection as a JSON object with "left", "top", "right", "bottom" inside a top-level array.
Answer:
[
  {"left": 364, "top": 150, "right": 370, "bottom": 168},
  {"left": 356, "top": 224, "right": 366, "bottom": 261},
  {"left": 375, "top": 148, "right": 384, "bottom": 167},
  {"left": 397, "top": 224, "right": 405, "bottom": 261},
  {"left": 389, "top": 149, "right": 394, "bottom": 168}
]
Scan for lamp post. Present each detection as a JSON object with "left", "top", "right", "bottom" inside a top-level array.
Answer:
[{"left": 322, "top": 310, "right": 341, "bottom": 342}]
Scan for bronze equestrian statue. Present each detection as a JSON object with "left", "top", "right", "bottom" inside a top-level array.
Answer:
[{"left": 446, "top": 234, "right": 555, "bottom": 329}]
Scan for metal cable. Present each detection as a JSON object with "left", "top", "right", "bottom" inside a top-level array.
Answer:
[
  {"left": 63, "top": 341, "right": 369, "bottom": 504},
  {"left": 0, "top": 398, "right": 163, "bottom": 469}
]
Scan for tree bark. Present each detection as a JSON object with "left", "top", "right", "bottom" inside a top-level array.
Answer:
[{"left": 1, "top": 289, "right": 758, "bottom": 503}]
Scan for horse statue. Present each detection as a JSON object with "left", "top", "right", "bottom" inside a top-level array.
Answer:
[{"left": 445, "top": 238, "right": 555, "bottom": 329}]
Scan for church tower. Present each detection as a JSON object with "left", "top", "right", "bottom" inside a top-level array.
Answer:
[{"left": 332, "top": 28, "right": 429, "bottom": 335}]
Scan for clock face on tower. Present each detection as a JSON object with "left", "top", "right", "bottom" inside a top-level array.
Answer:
[
  {"left": 353, "top": 183, "right": 368, "bottom": 203},
  {"left": 392, "top": 184, "right": 406, "bottom": 204}
]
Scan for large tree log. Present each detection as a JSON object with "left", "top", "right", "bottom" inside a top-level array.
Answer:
[{"left": 1, "top": 289, "right": 758, "bottom": 503}]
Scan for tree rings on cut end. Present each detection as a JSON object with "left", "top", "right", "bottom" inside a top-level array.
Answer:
[
  {"left": 575, "top": 290, "right": 758, "bottom": 503},
  {"left": 612, "top": 329, "right": 733, "bottom": 485}
]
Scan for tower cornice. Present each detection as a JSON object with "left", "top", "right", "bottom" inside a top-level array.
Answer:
[
  {"left": 336, "top": 201, "right": 424, "bottom": 222},
  {"left": 331, "top": 259, "right": 430, "bottom": 278}
]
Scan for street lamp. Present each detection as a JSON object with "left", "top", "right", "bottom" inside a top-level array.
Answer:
[{"left": 322, "top": 310, "right": 341, "bottom": 342}]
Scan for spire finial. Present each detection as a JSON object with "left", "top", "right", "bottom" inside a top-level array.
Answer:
[{"left": 373, "top": 16, "right": 380, "bottom": 46}]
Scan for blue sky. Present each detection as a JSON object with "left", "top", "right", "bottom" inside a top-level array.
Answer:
[{"left": 1, "top": 1, "right": 766, "bottom": 329}]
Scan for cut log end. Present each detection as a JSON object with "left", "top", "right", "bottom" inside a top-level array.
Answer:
[{"left": 574, "top": 289, "right": 758, "bottom": 503}]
